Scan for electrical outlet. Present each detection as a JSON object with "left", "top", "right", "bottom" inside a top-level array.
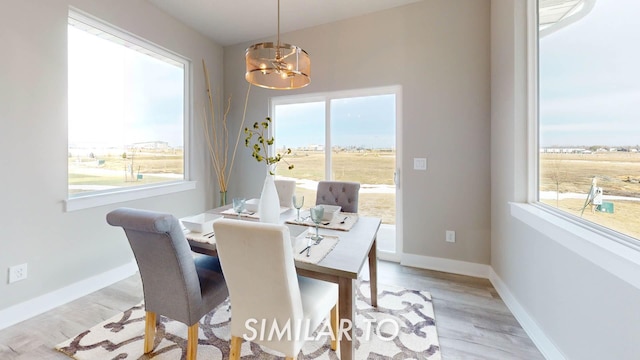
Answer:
[
  {"left": 8, "top": 263, "right": 28, "bottom": 283},
  {"left": 445, "top": 230, "right": 456, "bottom": 243}
]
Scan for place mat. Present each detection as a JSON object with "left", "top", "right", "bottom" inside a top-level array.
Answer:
[
  {"left": 184, "top": 230, "right": 215, "bottom": 244},
  {"left": 220, "top": 206, "right": 290, "bottom": 220},
  {"left": 292, "top": 231, "right": 339, "bottom": 264},
  {"left": 286, "top": 211, "right": 358, "bottom": 231},
  {"left": 220, "top": 208, "right": 259, "bottom": 219}
]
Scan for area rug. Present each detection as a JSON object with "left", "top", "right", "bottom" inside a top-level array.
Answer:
[{"left": 56, "top": 282, "right": 440, "bottom": 359}]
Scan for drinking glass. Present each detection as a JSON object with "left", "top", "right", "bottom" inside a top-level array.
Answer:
[
  {"left": 232, "top": 197, "right": 246, "bottom": 219},
  {"left": 309, "top": 206, "right": 324, "bottom": 241},
  {"left": 292, "top": 194, "right": 304, "bottom": 221}
]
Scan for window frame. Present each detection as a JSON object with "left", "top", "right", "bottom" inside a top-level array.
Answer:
[
  {"left": 65, "top": 8, "right": 194, "bottom": 212},
  {"left": 514, "top": 0, "right": 640, "bottom": 290},
  {"left": 270, "top": 86, "right": 401, "bottom": 179}
]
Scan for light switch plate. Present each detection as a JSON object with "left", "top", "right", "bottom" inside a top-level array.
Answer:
[{"left": 413, "top": 158, "right": 427, "bottom": 170}]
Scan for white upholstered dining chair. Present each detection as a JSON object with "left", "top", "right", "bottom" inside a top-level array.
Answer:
[
  {"left": 213, "top": 218, "right": 339, "bottom": 359},
  {"left": 275, "top": 179, "right": 296, "bottom": 208},
  {"left": 106, "top": 207, "right": 228, "bottom": 360}
]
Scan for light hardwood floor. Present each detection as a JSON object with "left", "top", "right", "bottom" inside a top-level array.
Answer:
[{"left": 0, "top": 261, "right": 544, "bottom": 359}]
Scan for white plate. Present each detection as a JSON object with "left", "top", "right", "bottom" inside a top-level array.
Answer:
[
  {"left": 181, "top": 213, "right": 223, "bottom": 233},
  {"left": 318, "top": 205, "right": 341, "bottom": 221}
]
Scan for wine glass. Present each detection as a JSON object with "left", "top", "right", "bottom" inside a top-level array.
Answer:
[
  {"left": 309, "top": 206, "right": 324, "bottom": 241},
  {"left": 292, "top": 194, "right": 304, "bottom": 221},
  {"left": 232, "top": 197, "right": 246, "bottom": 219}
]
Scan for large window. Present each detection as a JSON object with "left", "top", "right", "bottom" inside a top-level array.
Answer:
[
  {"left": 272, "top": 89, "right": 398, "bottom": 225},
  {"left": 67, "top": 10, "right": 188, "bottom": 203},
  {"left": 538, "top": 0, "right": 640, "bottom": 242}
]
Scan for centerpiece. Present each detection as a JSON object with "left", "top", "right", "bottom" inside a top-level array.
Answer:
[{"left": 244, "top": 117, "right": 294, "bottom": 223}]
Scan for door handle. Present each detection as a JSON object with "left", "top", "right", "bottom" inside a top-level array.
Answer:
[{"left": 394, "top": 169, "right": 400, "bottom": 189}]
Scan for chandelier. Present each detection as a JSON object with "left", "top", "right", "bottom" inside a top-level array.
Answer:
[{"left": 245, "top": 0, "right": 310, "bottom": 90}]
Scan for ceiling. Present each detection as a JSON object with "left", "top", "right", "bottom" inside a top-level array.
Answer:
[{"left": 148, "top": 0, "right": 423, "bottom": 46}]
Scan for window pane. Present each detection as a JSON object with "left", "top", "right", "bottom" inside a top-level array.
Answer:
[
  {"left": 538, "top": 0, "right": 640, "bottom": 240},
  {"left": 331, "top": 95, "right": 396, "bottom": 224},
  {"left": 68, "top": 16, "right": 185, "bottom": 197},
  {"left": 274, "top": 102, "right": 325, "bottom": 204}
]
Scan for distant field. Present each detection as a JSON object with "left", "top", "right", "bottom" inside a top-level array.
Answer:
[
  {"left": 277, "top": 150, "right": 396, "bottom": 224},
  {"left": 68, "top": 149, "right": 398, "bottom": 224},
  {"left": 540, "top": 152, "right": 640, "bottom": 239},
  {"left": 68, "top": 150, "right": 183, "bottom": 195}
]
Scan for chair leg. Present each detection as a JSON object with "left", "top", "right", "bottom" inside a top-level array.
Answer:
[
  {"left": 230, "top": 336, "right": 242, "bottom": 360},
  {"left": 144, "top": 311, "right": 157, "bottom": 353},
  {"left": 331, "top": 302, "right": 339, "bottom": 351},
  {"left": 186, "top": 323, "right": 199, "bottom": 360}
]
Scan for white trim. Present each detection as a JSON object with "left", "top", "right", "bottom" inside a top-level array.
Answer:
[
  {"left": 0, "top": 260, "right": 138, "bottom": 331},
  {"left": 65, "top": 181, "right": 196, "bottom": 211},
  {"left": 394, "top": 88, "right": 404, "bottom": 257},
  {"left": 377, "top": 250, "right": 401, "bottom": 262},
  {"left": 510, "top": 202, "right": 640, "bottom": 290},
  {"left": 489, "top": 268, "right": 567, "bottom": 360},
  {"left": 400, "top": 253, "right": 490, "bottom": 279},
  {"left": 526, "top": 0, "right": 539, "bottom": 202}
]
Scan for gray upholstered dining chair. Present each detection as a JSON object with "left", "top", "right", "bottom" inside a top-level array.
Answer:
[
  {"left": 106, "top": 207, "right": 228, "bottom": 360},
  {"left": 315, "top": 180, "right": 360, "bottom": 213},
  {"left": 213, "top": 218, "right": 339, "bottom": 360}
]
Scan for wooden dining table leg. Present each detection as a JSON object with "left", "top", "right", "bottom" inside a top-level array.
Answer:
[
  {"left": 338, "top": 277, "right": 354, "bottom": 360},
  {"left": 368, "top": 237, "right": 378, "bottom": 307}
]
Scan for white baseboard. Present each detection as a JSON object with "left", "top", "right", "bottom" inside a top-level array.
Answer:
[
  {"left": 488, "top": 268, "right": 565, "bottom": 360},
  {"left": 400, "top": 253, "right": 491, "bottom": 278},
  {"left": 377, "top": 250, "right": 401, "bottom": 262},
  {"left": 0, "top": 260, "right": 138, "bottom": 331}
]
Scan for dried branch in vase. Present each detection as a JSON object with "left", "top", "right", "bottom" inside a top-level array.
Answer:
[{"left": 201, "top": 60, "right": 251, "bottom": 193}]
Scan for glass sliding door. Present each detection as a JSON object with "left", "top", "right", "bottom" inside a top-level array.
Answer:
[{"left": 272, "top": 87, "right": 401, "bottom": 258}]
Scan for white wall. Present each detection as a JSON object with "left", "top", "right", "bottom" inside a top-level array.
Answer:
[
  {"left": 223, "top": 0, "right": 492, "bottom": 268},
  {"left": 0, "top": 0, "right": 222, "bottom": 314},
  {"left": 491, "top": 0, "right": 640, "bottom": 359}
]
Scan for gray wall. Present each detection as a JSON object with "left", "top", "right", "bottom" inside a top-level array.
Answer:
[
  {"left": 0, "top": 0, "right": 222, "bottom": 310},
  {"left": 223, "top": 0, "right": 492, "bottom": 265},
  {"left": 491, "top": 0, "right": 640, "bottom": 358}
]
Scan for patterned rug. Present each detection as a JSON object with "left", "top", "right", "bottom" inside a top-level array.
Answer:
[{"left": 56, "top": 282, "right": 440, "bottom": 359}]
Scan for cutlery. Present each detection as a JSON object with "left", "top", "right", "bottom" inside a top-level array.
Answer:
[
  {"left": 207, "top": 232, "right": 215, "bottom": 238},
  {"left": 340, "top": 216, "right": 348, "bottom": 224},
  {"left": 322, "top": 222, "right": 330, "bottom": 226},
  {"left": 202, "top": 231, "right": 214, "bottom": 237},
  {"left": 299, "top": 237, "right": 323, "bottom": 256}
]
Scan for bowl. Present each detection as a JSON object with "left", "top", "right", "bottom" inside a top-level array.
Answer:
[
  {"left": 318, "top": 205, "right": 341, "bottom": 221},
  {"left": 180, "top": 213, "right": 222, "bottom": 233},
  {"left": 244, "top": 198, "right": 260, "bottom": 212}
]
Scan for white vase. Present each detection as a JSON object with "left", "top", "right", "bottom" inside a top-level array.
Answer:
[{"left": 259, "top": 172, "right": 280, "bottom": 223}]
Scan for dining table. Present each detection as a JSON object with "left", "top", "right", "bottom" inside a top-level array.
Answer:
[{"left": 186, "top": 204, "right": 381, "bottom": 360}]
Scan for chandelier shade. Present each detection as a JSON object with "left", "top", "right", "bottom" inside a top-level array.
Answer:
[
  {"left": 244, "top": 0, "right": 310, "bottom": 90},
  {"left": 245, "top": 42, "right": 310, "bottom": 90}
]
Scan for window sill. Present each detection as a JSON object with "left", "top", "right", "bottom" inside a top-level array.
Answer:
[
  {"left": 510, "top": 202, "right": 640, "bottom": 290},
  {"left": 65, "top": 181, "right": 196, "bottom": 212}
]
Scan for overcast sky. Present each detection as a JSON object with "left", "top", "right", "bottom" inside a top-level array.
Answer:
[
  {"left": 539, "top": 0, "right": 640, "bottom": 147},
  {"left": 274, "top": 94, "right": 396, "bottom": 150},
  {"left": 68, "top": 25, "right": 184, "bottom": 148}
]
